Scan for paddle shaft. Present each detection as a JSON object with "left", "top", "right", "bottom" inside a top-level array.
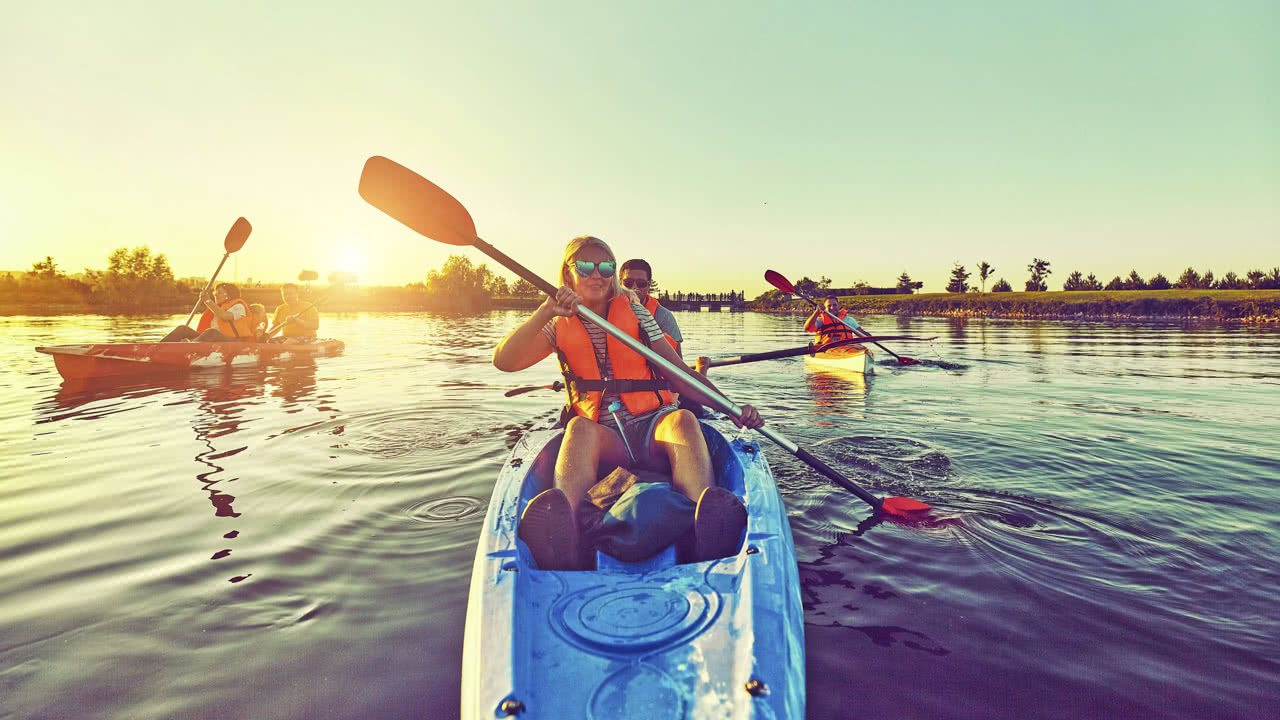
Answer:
[
  {"left": 504, "top": 381, "right": 564, "bottom": 397},
  {"left": 470, "top": 238, "right": 887, "bottom": 510},
  {"left": 184, "top": 253, "right": 231, "bottom": 326},
  {"left": 266, "top": 295, "right": 327, "bottom": 338},
  {"left": 707, "top": 336, "right": 926, "bottom": 368}
]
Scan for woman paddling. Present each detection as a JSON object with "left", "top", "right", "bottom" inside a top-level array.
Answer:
[{"left": 493, "top": 235, "right": 763, "bottom": 570}]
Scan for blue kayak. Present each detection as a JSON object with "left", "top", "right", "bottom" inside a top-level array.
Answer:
[{"left": 461, "top": 422, "right": 805, "bottom": 718}]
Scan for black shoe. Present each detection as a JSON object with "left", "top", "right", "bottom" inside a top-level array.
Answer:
[
  {"left": 693, "top": 487, "right": 747, "bottom": 561},
  {"left": 518, "top": 488, "right": 581, "bottom": 571}
]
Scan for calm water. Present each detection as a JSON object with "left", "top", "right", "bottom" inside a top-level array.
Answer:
[{"left": 2, "top": 312, "right": 1277, "bottom": 719}]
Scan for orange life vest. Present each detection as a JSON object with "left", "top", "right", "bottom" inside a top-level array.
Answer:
[
  {"left": 554, "top": 295, "right": 675, "bottom": 421},
  {"left": 641, "top": 295, "right": 679, "bottom": 351},
  {"left": 812, "top": 308, "right": 855, "bottom": 346},
  {"left": 215, "top": 298, "right": 255, "bottom": 339},
  {"left": 197, "top": 309, "right": 213, "bottom": 332}
]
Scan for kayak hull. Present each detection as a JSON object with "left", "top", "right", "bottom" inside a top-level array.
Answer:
[
  {"left": 461, "top": 422, "right": 804, "bottom": 719},
  {"left": 35, "top": 341, "right": 344, "bottom": 380},
  {"left": 805, "top": 344, "right": 874, "bottom": 374}
]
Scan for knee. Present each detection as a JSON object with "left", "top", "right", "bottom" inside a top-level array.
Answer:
[
  {"left": 665, "top": 409, "right": 703, "bottom": 438},
  {"left": 671, "top": 408, "right": 699, "bottom": 429},
  {"left": 564, "top": 415, "right": 600, "bottom": 439}
]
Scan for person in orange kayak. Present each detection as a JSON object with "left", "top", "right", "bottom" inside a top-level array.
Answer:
[
  {"left": 248, "top": 303, "right": 269, "bottom": 342},
  {"left": 162, "top": 283, "right": 255, "bottom": 342},
  {"left": 272, "top": 284, "right": 320, "bottom": 342},
  {"left": 804, "top": 292, "right": 858, "bottom": 347},
  {"left": 492, "top": 235, "right": 763, "bottom": 571}
]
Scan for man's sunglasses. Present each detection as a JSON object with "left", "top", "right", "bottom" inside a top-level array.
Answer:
[
  {"left": 622, "top": 278, "right": 650, "bottom": 289},
  {"left": 571, "top": 260, "right": 616, "bottom": 278}
]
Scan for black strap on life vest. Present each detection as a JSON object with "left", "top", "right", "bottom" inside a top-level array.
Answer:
[{"left": 553, "top": 316, "right": 670, "bottom": 419}]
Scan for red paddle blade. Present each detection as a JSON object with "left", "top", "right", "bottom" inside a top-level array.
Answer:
[
  {"left": 764, "top": 269, "right": 794, "bottom": 293},
  {"left": 224, "top": 217, "right": 251, "bottom": 253},
  {"left": 359, "top": 156, "right": 479, "bottom": 246},
  {"left": 881, "top": 496, "right": 932, "bottom": 516},
  {"left": 897, "top": 357, "right": 922, "bottom": 366}
]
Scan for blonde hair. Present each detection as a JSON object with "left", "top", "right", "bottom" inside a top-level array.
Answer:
[{"left": 559, "top": 235, "right": 638, "bottom": 304}]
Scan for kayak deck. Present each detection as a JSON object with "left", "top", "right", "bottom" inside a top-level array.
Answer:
[
  {"left": 805, "top": 344, "right": 874, "bottom": 374},
  {"left": 35, "top": 340, "right": 344, "bottom": 380},
  {"left": 461, "top": 422, "right": 804, "bottom": 719}
]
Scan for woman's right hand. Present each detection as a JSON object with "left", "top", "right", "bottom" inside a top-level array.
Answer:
[{"left": 540, "top": 286, "right": 582, "bottom": 318}]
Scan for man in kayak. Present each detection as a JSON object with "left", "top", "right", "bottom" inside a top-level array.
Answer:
[
  {"left": 622, "top": 257, "right": 710, "bottom": 417},
  {"left": 272, "top": 284, "right": 320, "bottom": 342},
  {"left": 620, "top": 258, "right": 682, "bottom": 356},
  {"left": 804, "top": 292, "right": 857, "bottom": 347},
  {"left": 162, "top": 283, "right": 255, "bottom": 342},
  {"left": 493, "top": 235, "right": 762, "bottom": 571}
]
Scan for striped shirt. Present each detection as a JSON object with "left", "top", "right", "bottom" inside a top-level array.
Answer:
[{"left": 542, "top": 303, "right": 676, "bottom": 432}]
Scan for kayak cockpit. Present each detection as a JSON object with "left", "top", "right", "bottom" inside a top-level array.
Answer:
[{"left": 513, "top": 423, "right": 749, "bottom": 573}]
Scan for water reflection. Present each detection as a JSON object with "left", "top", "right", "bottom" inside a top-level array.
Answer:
[
  {"left": 189, "top": 367, "right": 262, "bottom": 519},
  {"left": 803, "top": 365, "right": 869, "bottom": 422},
  {"left": 39, "top": 360, "right": 336, "bottom": 523}
]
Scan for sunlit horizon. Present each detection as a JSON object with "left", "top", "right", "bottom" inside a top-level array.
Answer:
[{"left": 2, "top": 2, "right": 1274, "bottom": 295}]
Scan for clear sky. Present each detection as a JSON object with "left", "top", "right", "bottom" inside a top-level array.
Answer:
[{"left": 2, "top": 1, "right": 1275, "bottom": 295}]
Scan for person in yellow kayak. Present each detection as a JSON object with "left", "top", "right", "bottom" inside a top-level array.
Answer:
[
  {"left": 804, "top": 292, "right": 857, "bottom": 347},
  {"left": 492, "top": 235, "right": 762, "bottom": 571},
  {"left": 272, "top": 284, "right": 320, "bottom": 342},
  {"left": 162, "top": 283, "right": 255, "bottom": 342}
]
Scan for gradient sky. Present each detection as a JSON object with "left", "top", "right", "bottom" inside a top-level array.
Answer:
[{"left": 2, "top": 1, "right": 1275, "bottom": 295}]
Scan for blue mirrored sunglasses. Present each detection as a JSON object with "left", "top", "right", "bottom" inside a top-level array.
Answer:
[{"left": 571, "top": 260, "right": 616, "bottom": 278}]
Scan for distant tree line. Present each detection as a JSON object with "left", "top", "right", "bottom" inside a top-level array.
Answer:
[
  {"left": 1058, "top": 267, "right": 1280, "bottom": 291},
  {"left": 946, "top": 259, "right": 1280, "bottom": 293},
  {"left": 0, "top": 249, "right": 192, "bottom": 311}
]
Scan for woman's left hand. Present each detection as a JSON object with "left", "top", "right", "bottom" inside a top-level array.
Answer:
[{"left": 734, "top": 404, "right": 764, "bottom": 429}]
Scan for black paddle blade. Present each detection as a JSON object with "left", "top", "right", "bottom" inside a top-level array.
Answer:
[
  {"left": 224, "top": 217, "right": 251, "bottom": 253},
  {"left": 358, "top": 156, "right": 478, "bottom": 246},
  {"left": 764, "top": 269, "right": 794, "bottom": 293}
]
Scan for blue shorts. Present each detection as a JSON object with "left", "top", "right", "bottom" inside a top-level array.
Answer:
[{"left": 603, "top": 404, "right": 678, "bottom": 470}]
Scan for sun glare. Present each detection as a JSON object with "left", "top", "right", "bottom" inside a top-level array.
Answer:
[{"left": 332, "top": 246, "right": 368, "bottom": 281}]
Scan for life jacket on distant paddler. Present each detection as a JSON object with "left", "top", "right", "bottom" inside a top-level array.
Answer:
[
  {"left": 214, "top": 299, "right": 255, "bottom": 339},
  {"left": 812, "top": 308, "right": 855, "bottom": 347},
  {"left": 553, "top": 294, "right": 675, "bottom": 422},
  {"left": 641, "top": 295, "right": 679, "bottom": 351}
]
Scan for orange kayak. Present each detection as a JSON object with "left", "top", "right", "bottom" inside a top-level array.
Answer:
[{"left": 35, "top": 340, "right": 344, "bottom": 380}]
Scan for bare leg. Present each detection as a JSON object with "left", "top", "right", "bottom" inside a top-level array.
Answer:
[
  {"left": 161, "top": 326, "right": 199, "bottom": 342},
  {"left": 648, "top": 409, "right": 714, "bottom": 502},
  {"left": 554, "top": 416, "right": 630, "bottom": 523}
]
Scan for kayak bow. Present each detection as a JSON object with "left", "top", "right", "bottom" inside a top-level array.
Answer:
[{"left": 461, "top": 421, "right": 805, "bottom": 719}]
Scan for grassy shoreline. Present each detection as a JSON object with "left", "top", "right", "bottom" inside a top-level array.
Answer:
[
  {"left": 772, "top": 289, "right": 1280, "bottom": 322},
  {"left": 6, "top": 289, "right": 1280, "bottom": 322}
]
